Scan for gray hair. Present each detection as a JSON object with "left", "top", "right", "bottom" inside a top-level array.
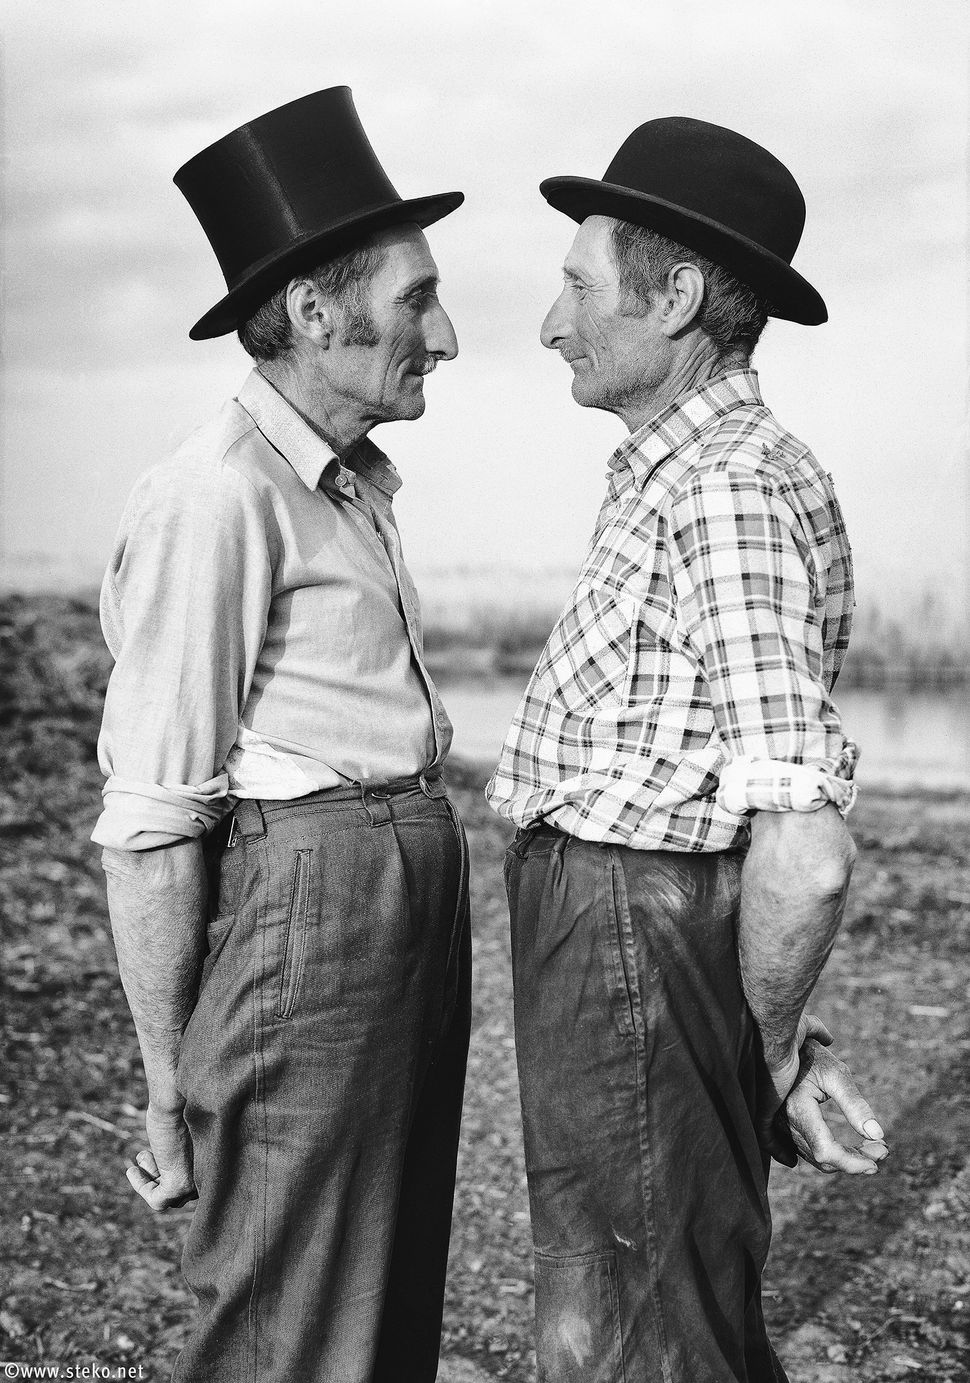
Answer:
[
  {"left": 237, "top": 239, "right": 387, "bottom": 361},
  {"left": 609, "top": 220, "right": 769, "bottom": 360}
]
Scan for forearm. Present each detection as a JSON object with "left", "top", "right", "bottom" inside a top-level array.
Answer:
[
  {"left": 739, "top": 803, "right": 855, "bottom": 1065},
  {"left": 102, "top": 839, "right": 208, "bottom": 1111}
]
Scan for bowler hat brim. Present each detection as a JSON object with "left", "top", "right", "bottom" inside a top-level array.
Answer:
[
  {"left": 540, "top": 176, "right": 827, "bottom": 326},
  {"left": 189, "top": 189, "right": 464, "bottom": 341}
]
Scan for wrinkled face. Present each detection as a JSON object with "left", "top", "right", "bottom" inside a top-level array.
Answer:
[
  {"left": 332, "top": 223, "right": 458, "bottom": 425},
  {"left": 540, "top": 215, "right": 668, "bottom": 422}
]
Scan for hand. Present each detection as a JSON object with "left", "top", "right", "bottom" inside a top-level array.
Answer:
[
  {"left": 768, "top": 1039, "right": 889, "bottom": 1173},
  {"left": 126, "top": 1102, "right": 198, "bottom": 1210},
  {"left": 756, "top": 1011, "right": 833, "bottom": 1149}
]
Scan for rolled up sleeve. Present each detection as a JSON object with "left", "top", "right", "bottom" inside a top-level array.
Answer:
[
  {"left": 668, "top": 467, "right": 855, "bottom": 816},
  {"left": 93, "top": 460, "right": 273, "bottom": 850}
]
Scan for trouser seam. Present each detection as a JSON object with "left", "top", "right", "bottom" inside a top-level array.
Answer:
[
  {"left": 247, "top": 875, "right": 268, "bottom": 1383},
  {"left": 613, "top": 1257, "right": 628, "bottom": 1383},
  {"left": 440, "top": 799, "right": 469, "bottom": 1026},
  {"left": 372, "top": 807, "right": 466, "bottom": 1367},
  {"left": 608, "top": 848, "right": 672, "bottom": 1383}
]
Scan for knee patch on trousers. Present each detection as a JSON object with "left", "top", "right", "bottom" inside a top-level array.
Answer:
[{"left": 534, "top": 1250, "right": 625, "bottom": 1383}]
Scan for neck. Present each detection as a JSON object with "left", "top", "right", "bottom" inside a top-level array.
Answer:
[
  {"left": 258, "top": 357, "right": 369, "bottom": 455},
  {"left": 620, "top": 338, "right": 748, "bottom": 434}
]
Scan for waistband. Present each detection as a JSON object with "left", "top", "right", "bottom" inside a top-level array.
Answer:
[
  {"left": 513, "top": 822, "right": 565, "bottom": 845},
  {"left": 510, "top": 820, "right": 739, "bottom": 861},
  {"left": 228, "top": 770, "right": 445, "bottom": 842}
]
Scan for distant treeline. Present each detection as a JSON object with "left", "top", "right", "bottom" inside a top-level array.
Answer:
[
  {"left": 420, "top": 585, "right": 970, "bottom": 689},
  {"left": 838, "top": 598, "right": 969, "bottom": 689},
  {"left": 3, "top": 583, "right": 967, "bottom": 692}
]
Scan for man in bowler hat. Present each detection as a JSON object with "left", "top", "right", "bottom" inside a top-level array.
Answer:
[
  {"left": 488, "top": 118, "right": 888, "bottom": 1380},
  {"left": 93, "top": 88, "right": 469, "bottom": 1382}
]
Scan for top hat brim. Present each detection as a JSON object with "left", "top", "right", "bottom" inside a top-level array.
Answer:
[
  {"left": 189, "top": 189, "right": 464, "bottom": 341},
  {"left": 540, "top": 176, "right": 827, "bottom": 326}
]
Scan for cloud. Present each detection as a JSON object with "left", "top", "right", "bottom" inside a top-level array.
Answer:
[{"left": 1, "top": 0, "right": 966, "bottom": 595}]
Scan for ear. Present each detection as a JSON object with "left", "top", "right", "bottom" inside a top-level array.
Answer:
[
  {"left": 656, "top": 262, "right": 705, "bottom": 337},
  {"left": 285, "top": 277, "right": 336, "bottom": 349}
]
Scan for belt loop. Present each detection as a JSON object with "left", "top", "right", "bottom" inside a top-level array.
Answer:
[
  {"left": 232, "top": 798, "right": 267, "bottom": 841},
  {"left": 355, "top": 780, "right": 375, "bottom": 827},
  {"left": 510, "top": 825, "right": 530, "bottom": 859},
  {"left": 511, "top": 822, "right": 547, "bottom": 858},
  {"left": 355, "top": 781, "right": 392, "bottom": 827},
  {"left": 419, "top": 771, "right": 444, "bottom": 799}
]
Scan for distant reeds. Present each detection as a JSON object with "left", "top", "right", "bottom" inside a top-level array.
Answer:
[
  {"left": 840, "top": 597, "right": 970, "bottom": 689},
  {"left": 2, "top": 577, "right": 967, "bottom": 692},
  {"left": 417, "top": 565, "right": 573, "bottom": 676},
  {"left": 415, "top": 569, "right": 970, "bottom": 688}
]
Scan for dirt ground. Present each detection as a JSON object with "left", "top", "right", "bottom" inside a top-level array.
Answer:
[{"left": 2, "top": 594, "right": 969, "bottom": 1382}]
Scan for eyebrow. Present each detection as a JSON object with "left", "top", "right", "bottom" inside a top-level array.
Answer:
[{"left": 399, "top": 272, "right": 440, "bottom": 298}]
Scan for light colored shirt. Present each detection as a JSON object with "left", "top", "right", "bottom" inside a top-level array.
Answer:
[
  {"left": 93, "top": 369, "right": 450, "bottom": 851},
  {"left": 487, "top": 369, "right": 856, "bottom": 852}
]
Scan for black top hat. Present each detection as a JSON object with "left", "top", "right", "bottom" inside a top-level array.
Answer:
[
  {"left": 174, "top": 86, "right": 464, "bottom": 340},
  {"left": 540, "top": 117, "right": 826, "bottom": 325}
]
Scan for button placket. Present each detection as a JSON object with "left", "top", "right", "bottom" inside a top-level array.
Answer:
[{"left": 370, "top": 508, "right": 445, "bottom": 766}]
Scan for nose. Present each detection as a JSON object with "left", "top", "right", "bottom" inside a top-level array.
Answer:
[
  {"left": 426, "top": 300, "right": 459, "bottom": 361},
  {"left": 540, "top": 287, "right": 570, "bottom": 350}
]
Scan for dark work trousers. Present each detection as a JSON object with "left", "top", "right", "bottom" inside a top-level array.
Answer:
[
  {"left": 506, "top": 825, "right": 788, "bottom": 1383},
  {"left": 172, "top": 775, "right": 471, "bottom": 1383}
]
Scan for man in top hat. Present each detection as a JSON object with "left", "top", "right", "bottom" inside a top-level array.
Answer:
[
  {"left": 93, "top": 88, "right": 469, "bottom": 1383},
  {"left": 488, "top": 118, "right": 888, "bottom": 1381}
]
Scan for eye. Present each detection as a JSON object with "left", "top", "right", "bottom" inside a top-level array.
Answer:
[{"left": 406, "top": 287, "right": 438, "bottom": 311}]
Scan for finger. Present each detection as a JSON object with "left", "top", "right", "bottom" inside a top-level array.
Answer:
[
  {"left": 126, "top": 1161, "right": 156, "bottom": 1190},
  {"left": 127, "top": 1162, "right": 167, "bottom": 1207},
  {"left": 861, "top": 1137, "right": 890, "bottom": 1162},
  {"left": 802, "top": 1015, "right": 834, "bottom": 1047},
  {"left": 126, "top": 1162, "right": 196, "bottom": 1210},
  {"left": 135, "top": 1148, "right": 160, "bottom": 1180},
  {"left": 813, "top": 1064, "right": 885, "bottom": 1142},
  {"left": 788, "top": 1099, "right": 881, "bottom": 1175},
  {"left": 796, "top": 1138, "right": 881, "bottom": 1175}
]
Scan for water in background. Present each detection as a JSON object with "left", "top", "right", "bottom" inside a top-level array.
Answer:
[{"left": 439, "top": 677, "right": 970, "bottom": 792}]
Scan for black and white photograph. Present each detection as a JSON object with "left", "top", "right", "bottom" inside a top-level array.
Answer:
[{"left": 1, "top": 2, "right": 968, "bottom": 1379}]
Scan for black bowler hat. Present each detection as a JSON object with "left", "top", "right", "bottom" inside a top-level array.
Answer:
[
  {"left": 540, "top": 117, "right": 826, "bottom": 325},
  {"left": 174, "top": 86, "right": 464, "bottom": 340}
]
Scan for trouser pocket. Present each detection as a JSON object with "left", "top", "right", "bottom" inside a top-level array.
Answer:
[
  {"left": 276, "top": 848, "right": 311, "bottom": 1020},
  {"left": 534, "top": 1250, "right": 625, "bottom": 1383}
]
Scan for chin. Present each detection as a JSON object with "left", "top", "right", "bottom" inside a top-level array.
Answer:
[
  {"left": 571, "top": 375, "right": 605, "bottom": 410},
  {"left": 391, "top": 394, "right": 426, "bottom": 421}
]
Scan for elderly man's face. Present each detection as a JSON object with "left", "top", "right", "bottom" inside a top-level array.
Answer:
[
  {"left": 541, "top": 215, "right": 669, "bottom": 426},
  {"left": 331, "top": 223, "right": 458, "bottom": 426}
]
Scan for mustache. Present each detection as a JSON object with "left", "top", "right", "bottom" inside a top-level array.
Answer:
[
  {"left": 557, "top": 348, "right": 584, "bottom": 364},
  {"left": 415, "top": 356, "right": 438, "bottom": 376}
]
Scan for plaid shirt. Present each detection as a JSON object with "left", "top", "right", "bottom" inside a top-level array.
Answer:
[{"left": 486, "top": 369, "right": 856, "bottom": 852}]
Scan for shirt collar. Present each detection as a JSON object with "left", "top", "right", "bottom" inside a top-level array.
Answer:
[
  {"left": 236, "top": 369, "right": 402, "bottom": 502},
  {"left": 343, "top": 438, "right": 402, "bottom": 503},
  {"left": 607, "top": 368, "right": 764, "bottom": 491}
]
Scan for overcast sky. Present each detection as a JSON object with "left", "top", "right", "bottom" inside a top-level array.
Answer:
[{"left": 1, "top": 0, "right": 967, "bottom": 619}]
